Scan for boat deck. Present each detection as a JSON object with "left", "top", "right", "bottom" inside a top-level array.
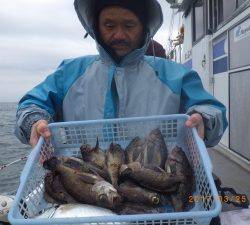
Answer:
[{"left": 208, "top": 147, "right": 250, "bottom": 212}]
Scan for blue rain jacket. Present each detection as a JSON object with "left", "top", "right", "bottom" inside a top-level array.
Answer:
[{"left": 15, "top": 0, "right": 228, "bottom": 147}]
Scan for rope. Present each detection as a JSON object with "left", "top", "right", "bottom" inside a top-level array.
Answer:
[
  {"left": 0, "top": 156, "right": 28, "bottom": 171},
  {"left": 166, "top": 8, "right": 181, "bottom": 58},
  {"left": 167, "top": 8, "right": 175, "bottom": 53}
]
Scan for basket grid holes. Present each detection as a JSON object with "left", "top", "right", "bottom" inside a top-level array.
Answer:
[
  {"left": 128, "top": 219, "right": 197, "bottom": 225},
  {"left": 185, "top": 129, "right": 214, "bottom": 211},
  {"left": 58, "top": 119, "right": 179, "bottom": 145},
  {"left": 19, "top": 199, "right": 29, "bottom": 219}
]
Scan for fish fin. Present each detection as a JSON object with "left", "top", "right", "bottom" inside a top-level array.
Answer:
[
  {"left": 134, "top": 152, "right": 142, "bottom": 163},
  {"left": 88, "top": 168, "right": 99, "bottom": 176},
  {"left": 144, "top": 165, "right": 165, "bottom": 173},
  {"left": 109, "top": 143, "right": 122, "bottom": 152},
  {"left": 77, "top": 172, "right": 100, "bottom": 184},
  {"left": 155, "top": 166, "right": 165, "bottom": 173},
  {"left": 94, "top": 137, "right": 99, "bottom": 152},
  {"left": 80, "top": 144, "right": 92, "bottom": 153},
  {"left": 109, "top": 143, "right": 115, "bottom": 153}
]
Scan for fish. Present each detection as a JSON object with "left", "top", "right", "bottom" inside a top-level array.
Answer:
[
  {"left": 118, "top": 181, "right": 166, "bottom": 206},
  {"left": 120, "top": 161, "right": 183, "bottom": 193},
  {"left": 52, "top": 204, "right": 116, "bottom": 218},
  {"left": 106, "top": 143, "right": 125, "bottom": 188},
  {"left": 44, "top": 157, "right": 121, "bottom": 209},
  {"left": 124, "top": 137, "right": 145, "bottom": 163},
  {"left": 44, "top": 172, "right": 76, "bottom": 204},
  {"left": 57, "top": 156, "right": 109, "bottom": 180},
  {"left": 36, "top": 204, "right": 116, "bottom": 219},
  {"left": 141, "top": 128, "right": 168, "bottom": 168},
  {"left": 80, "top": 138, "right": 106, "bottom": 170},
  {"left": 114, "top": 202, "right": 166, "bottom": 215},
  {"left": 165, "top": 146, "right": 195, "bottom": 211},
  {"left": 124, "top": 129, "right": 168, "bottom": 168}
]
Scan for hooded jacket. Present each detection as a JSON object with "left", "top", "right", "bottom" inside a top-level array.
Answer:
[{"left": 15, "top": 0, "right": 228, "bottom": 147}]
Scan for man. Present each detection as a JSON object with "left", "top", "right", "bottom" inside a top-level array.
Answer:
[{"left": 15, "top": 0, "right": 227, "bottom": 148}]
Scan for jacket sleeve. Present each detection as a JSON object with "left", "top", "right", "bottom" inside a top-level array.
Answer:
[
  {"left": 15, "top": 62, "right": 65, "bottom": 144},
  {"left": 180, "top": 70, "right": 228, "bottom": 147}
]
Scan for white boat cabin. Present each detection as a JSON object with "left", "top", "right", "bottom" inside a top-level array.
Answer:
[{"left": 165, "top": 0, "right": 250, "bottom": 166}]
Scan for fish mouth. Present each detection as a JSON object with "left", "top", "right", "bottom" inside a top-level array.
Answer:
[
  {"left": 112, "top": 195, "right": 122, "bottom": 208},
  {"left": 98, "top": 194, "right": 121, "bottom": 209}
]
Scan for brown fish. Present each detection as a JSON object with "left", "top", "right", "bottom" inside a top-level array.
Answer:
[
  {"left": 106, "top": 143, "right": 125, "bottom": 188},
  {"left": 80, "top": 138, "right": 106, "bottom": 169},
  {"left": 114, "top": 202, "right": 165, "bottom": 215},
  {"left": 120, "top": 161, "right": 183, "bottom": 192},
  {"left": 124, "top": 137, "right": 145, "bottom": 164},
  {"left": 165, "top": 146, "right": 195, "bottom": 211},
  {"left": 141, "top": 128, "right": 168, "bottom": 168},
  {"left": 57, "top": 156, "right": 109, "bottom": 180},
  {"left": 118, "top": 181, "right": 165, "bottom": 206},
  {"left": 44, "top": 157, "right": 121, "bottom": 209},
  {"left": 44, "top": 172, "right": 76, "bottom": 204}
]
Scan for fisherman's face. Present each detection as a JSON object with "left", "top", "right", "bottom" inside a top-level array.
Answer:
[{"left": 98, "top": 6, "right": 143, "bottom": 58}]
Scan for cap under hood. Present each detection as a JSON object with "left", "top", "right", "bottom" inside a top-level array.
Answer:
[{"left": 74, "top": 0, "right": 163, "bottom": 39}]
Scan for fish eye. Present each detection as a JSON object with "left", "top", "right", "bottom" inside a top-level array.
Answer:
[
  {"left": 99, "top": 194, "right": 108, "bottom": 203},
  {"left": 152, "top": 196, "right": 160, "bottom": 205}
]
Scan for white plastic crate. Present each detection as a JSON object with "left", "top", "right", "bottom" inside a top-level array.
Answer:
[{"left": 8, "top": 114, "right": 221, "bottom": 225}]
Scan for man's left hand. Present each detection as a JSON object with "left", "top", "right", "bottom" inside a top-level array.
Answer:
[{"left": 185, "top": 113, "right": 204, "bottom": 139}]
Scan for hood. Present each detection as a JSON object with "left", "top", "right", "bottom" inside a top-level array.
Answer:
[{"left": 74, "top": 0, "right": 163, "bottom": 65}]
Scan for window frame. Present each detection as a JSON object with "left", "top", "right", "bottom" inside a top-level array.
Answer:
[
  {"left": 192, "top": 0, "right": 206, "bottom": 44},
  {"left": 209, "top": 0, "right": 248, "bottom": 32}
]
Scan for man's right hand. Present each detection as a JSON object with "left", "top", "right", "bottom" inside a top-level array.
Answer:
[{"left": 29, "top": 120, "right": 51, "bottom": 148}]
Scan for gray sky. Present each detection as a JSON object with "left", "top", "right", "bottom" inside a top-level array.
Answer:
[{"left": 0, "top": 0, "right": 177, "bottom": 102}]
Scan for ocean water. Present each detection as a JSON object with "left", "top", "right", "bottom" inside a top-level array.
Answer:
[{"left": 0, "top": 102, "right": 30, "bottom": 195}]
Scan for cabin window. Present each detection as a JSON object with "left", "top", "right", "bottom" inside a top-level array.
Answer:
[
  {"left": 209, "top": 0, "right": 223, "bottom": 31},
  {"left": 210, "top": 0, "right": 237, "bottom": 30},
  {"left": 222, "top": 0, "right": 236, "bottom": 21},
  {"left": 193, "top": 0, "right": 205, "bottom": 42}
]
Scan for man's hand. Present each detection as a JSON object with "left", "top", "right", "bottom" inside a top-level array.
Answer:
[
  {"left": 185, "top": 113, "right": 204, "bottom": 139},
  {"left": 29, "top": 120, "right": 51, "bottom": 148}
]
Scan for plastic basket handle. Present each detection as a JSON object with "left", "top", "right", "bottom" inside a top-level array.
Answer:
[
  {"left": 20, "top": 137, "right": 44, "bottom": 183},
  {"left": 193, "top": 128, "right": 213, "bottom": 173}
]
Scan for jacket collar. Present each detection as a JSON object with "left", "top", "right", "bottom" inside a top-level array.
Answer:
[{"left": 96, "top": 34, "right": 150, "bottom": 67}]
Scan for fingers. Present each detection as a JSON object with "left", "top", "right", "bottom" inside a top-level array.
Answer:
[
  {"left": 36, "top": 120, "right": 51, "bottom": 139},
  {"left": 185, "top": 113, "right": 202, "bottom": 127},
  {"left": 197, "top": 122, "right": 205, "bottom": 140},
  {"left": 185, "top": 113, "right": 205, "bottom": 139},
  {"left": 29, "top": 120, "right": 51, "bottom": 148},
  {"left": 29, "top": 126, "right": 39, "bottom": 148}
]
